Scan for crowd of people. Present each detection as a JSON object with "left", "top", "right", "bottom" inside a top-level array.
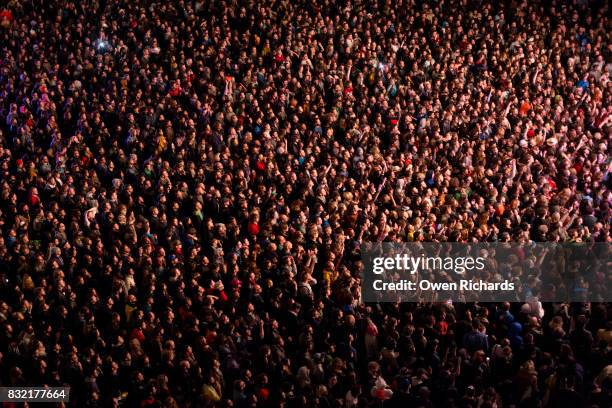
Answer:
[{"left": 0, "top": 0, "right": 610, "bottom": 406}]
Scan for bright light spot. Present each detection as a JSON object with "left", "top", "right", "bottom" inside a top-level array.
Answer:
[{"left": 95, "top": 39, "right": 109, "bottom": 51}]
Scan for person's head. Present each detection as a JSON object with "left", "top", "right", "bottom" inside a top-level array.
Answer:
[{"left": 368, "top": 361, "right": 380, "bottom": 378}]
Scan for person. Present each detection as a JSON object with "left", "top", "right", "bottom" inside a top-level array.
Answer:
[
  {"left": 0, "top": 0, "right": 609, "bottom": 407},
  {"left": 463, "top": 319, "right": 489, "bottom": 354}
]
